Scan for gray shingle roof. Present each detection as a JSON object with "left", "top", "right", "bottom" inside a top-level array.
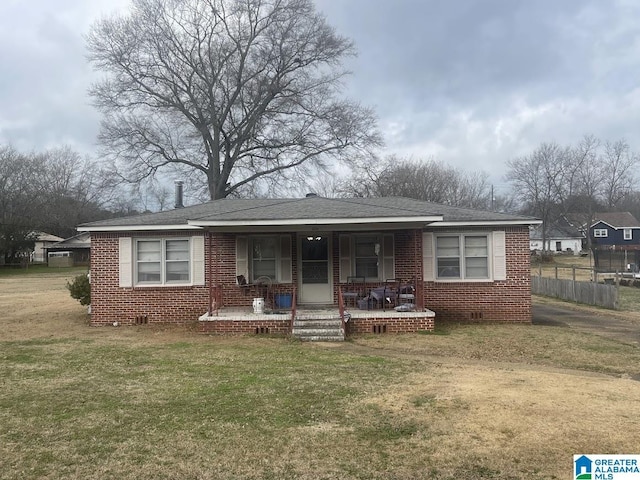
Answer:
[
  {"left": 49, "top": 232, "right": 91, "bottom": 249},
  {"left": 78, "top": 196, "right": 538, "bottom": 230},
  {"left": 592, "top": 212, "right": 640, "bottom": 229}
]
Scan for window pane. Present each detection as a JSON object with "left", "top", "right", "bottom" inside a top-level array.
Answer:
[
  {"left": 354, "top": 235, "right": 379, "bottom": 279},
  {"left": 137, "top": 240, "right": 161, "bottom": 283},
  {"left": 355, "top": 258, "right": 378, "bottom": 278},
  {"left": 166, "top": 240, "right": 189, "bottom": 261},
  {"left": 166, "top": 261, "right": 190, "bottom": 282},
  {"left": 437, "top": 236, "right": 460, "bottom": 256},
  {"left": 437, "top": 257, "right": 460, "bottom": 278},
  {"left": 253, "top": 259, "right": 276, "bottom": 279},
  {"left": 465, "top": 236, "right": 488, "bottom": 278},
  {"left": 355, "top": 236, "right": 378, "bottom": 256},
  {"left": 464, "top": 236, "right": 488, "bottom": 256},
  {"left": 253, "top": 238, "right": 277, "bottom": 259},
  {"left": 137, "top": 240, "right": 161, "bottom": 262},
  {"left": 137, "top": 261, "right": 161, "bottom": 282},
  {"left": 251, "top": 237, "right": 277, "bottom": 281},
  {"left": 437, "top": 236, "right": 460, "bottom": 278},
  {"left": 465, "top": 257, "right": 488, "bottom": 278}
]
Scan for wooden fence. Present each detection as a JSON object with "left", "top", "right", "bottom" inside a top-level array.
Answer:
[{"left": 531, "top": 276, "right": 619, "bottom": 310}]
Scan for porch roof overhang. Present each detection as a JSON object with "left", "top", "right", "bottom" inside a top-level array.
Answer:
[
  {"left": 187, "top": 215, "right": 443, "bottom": 232},
  {"left": 432, "top": 219, "right": 543, "bottom": 228}
]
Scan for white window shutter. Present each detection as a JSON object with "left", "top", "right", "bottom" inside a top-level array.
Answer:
[
  {"left": 191, "top": 236, "right": 205, "bottom": 286},
  {"left": 339, "top": 235, "right": 351, "bottom": 283},
  {"left": 236, "top": 236, "right": 249, "bottom": 281},
  {"left": 422, "top": 232, "right": 434, "bottom": 281},
  {"left": 382, "top": 234, "right": 395, "bottom": 280},
  {"left": 119, "top": 237, "right": 133, "bottom": 287},
  {"left": 492, "top": 230, "right": 507, "bottom": 281},
  {"left": 278, "top": 235, "right": 292, "bottom": 283}
]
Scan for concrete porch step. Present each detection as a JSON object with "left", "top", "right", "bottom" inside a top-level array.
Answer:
[{"left": 292, "top": 317, "right": 344, "bottom": 342}]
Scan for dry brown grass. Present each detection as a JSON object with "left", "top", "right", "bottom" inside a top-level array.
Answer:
[{"left": 2, "top": 270, "right": 640, "bottom": 480}]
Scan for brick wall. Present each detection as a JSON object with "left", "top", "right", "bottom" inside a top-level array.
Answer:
[
  {"left": 348, "top": 315, "right": 434, "bottom": 334},
  {"left": 423, "top": 227, "right": 532, "bottom": 324},
  {"left": 90, "top": 227, "right": 532, "bottom": 327},
  {"left": 90, "top": 231, "right": 210, "bottom": 325},
  {"left": 198, "top": 319, "right": 290, "bottom": 335}
]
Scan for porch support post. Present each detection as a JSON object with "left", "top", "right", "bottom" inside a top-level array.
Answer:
[{"left": 415, "top": 228, "right": 424, "bottom": 311}]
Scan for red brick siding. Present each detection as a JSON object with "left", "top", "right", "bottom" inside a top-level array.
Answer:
[
  {"left": 348, "top": 316, "right": 434, "bottom": 334},
  {"left": 90, "top": 227, "right": 532, "bottom": 328},
  {"left": 423, "top": 227, "right": 532, "bottom": 323},
  {"left": 198, "top": 319, "right": 290, "bottom": 335},
  {"left": 90, "top": 231, "right": 209, "bottom": 325},
  {"left": 209, "top": 233, "right": 297, "bottom": 308}
]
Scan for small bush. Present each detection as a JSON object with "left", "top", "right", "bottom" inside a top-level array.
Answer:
[{"left": 67, "top": 274, "right": 91, "bottom": 306}]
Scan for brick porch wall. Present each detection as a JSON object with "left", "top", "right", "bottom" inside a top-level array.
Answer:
[
  {"left": 347, "top": 316, "right": 435, "bottom": 334},
  {"left": 198, "top": 319, "right": 291, "bottom": 335},
  {"left": 423, "top": 227, "right": 532, "bottom": 324}
]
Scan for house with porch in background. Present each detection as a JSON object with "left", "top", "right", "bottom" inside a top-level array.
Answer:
[{"left": 77, "top": 195, "right": 540, "bottom": 340}]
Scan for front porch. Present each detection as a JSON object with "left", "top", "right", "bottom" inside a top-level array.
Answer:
[{"left": 198, "top": 307, "right": 436, "bottom": 339}]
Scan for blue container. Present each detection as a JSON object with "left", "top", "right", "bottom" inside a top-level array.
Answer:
[{"left": 275, "top": 293, "right": 292, "bottom": 309}]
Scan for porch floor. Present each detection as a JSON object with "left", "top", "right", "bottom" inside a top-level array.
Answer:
[{"left": 198, "top": 307, "right": 436, "bottom": 322}]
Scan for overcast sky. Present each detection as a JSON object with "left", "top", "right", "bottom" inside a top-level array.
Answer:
[{"left": 2, "top": 0, "right": 640, "bottom": 194}]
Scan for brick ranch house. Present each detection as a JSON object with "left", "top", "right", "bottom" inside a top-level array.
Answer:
[{"left": 78, "top": 196, "right": 540, "bottom": 339}]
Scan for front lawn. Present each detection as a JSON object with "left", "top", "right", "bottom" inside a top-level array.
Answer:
[{"left": 1, "top": 270, "right": 640, "bottom": 479}]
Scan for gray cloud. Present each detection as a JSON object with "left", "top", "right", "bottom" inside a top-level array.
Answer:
[{"left": 2, "top": 0, "right": 640, "bottom": 191}]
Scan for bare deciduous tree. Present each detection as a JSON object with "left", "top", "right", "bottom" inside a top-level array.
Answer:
[
  {"left": 507, "top": 135, "right": 639, "bottom": 253},
  {"left": 600, "top": 139, "right": 637, "bottom": 209},
  {"left": 0, "top": 145, "right": 127, "bottom": 263},
  {"left": 87, "top": 0, "right": 381, "bottom": 200},
  {"left": 338, "top": 157, "right": 494, "bottom": 209},
  {"left": 506, "top": 142, "right": 572, "bottom": 250}
]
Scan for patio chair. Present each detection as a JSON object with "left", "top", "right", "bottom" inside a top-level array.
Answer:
[
  {"left": 396, "top": 279, "right": 416, "bottom": 310},
  {"left": 343, "top": 276, "right": 365, "bottom": 308},
  {"left": 383, "top": 278, "right": 401, "bottom": 308}
]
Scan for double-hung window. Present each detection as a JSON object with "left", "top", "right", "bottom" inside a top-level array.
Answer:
[
  {"left": 354, "top": 235, "right": 380, "bottom": 279},
  {"left": 251, "top": 237, "right": 278, "bottom": 282},
  {"left": 135, "top": 239, "right": 190, "bottom": 285},
  {"left": 236, "top": 235, "right": 292, "bottom": 284},
  {"left": 338, "top": 233, "right": 394, "bottom": 283},
  {"left": 436, "top": 234, "right": 489, "bottom": 280}
]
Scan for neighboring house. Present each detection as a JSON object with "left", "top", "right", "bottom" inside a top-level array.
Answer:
[
  {"left": 77, "top": 196, "right": 540, "bottom": 337},
  {"left": 32, "top": 232, "right": 64, "bottom": 263},
  {"left": 590, "top": 212, "right": 640, "bottom": 271},
  {"left": 529, "top": 219, "right": 584, "bottom": 255},
  {"left": 47, "top": 232, "right": 91, "bottom": 267}
]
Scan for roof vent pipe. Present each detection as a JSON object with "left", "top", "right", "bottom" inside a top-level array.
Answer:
[{"left": 174, "top": 181, "right": 184, "bottom": 209}]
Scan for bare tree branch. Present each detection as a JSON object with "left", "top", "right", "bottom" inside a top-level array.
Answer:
[{"left": 87, "top": 0, "right": 381, "bottom": 199}]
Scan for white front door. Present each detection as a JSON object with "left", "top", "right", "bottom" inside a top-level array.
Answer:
[{"left": 298, "top": 234, "right": 332, "bottom": 304}]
